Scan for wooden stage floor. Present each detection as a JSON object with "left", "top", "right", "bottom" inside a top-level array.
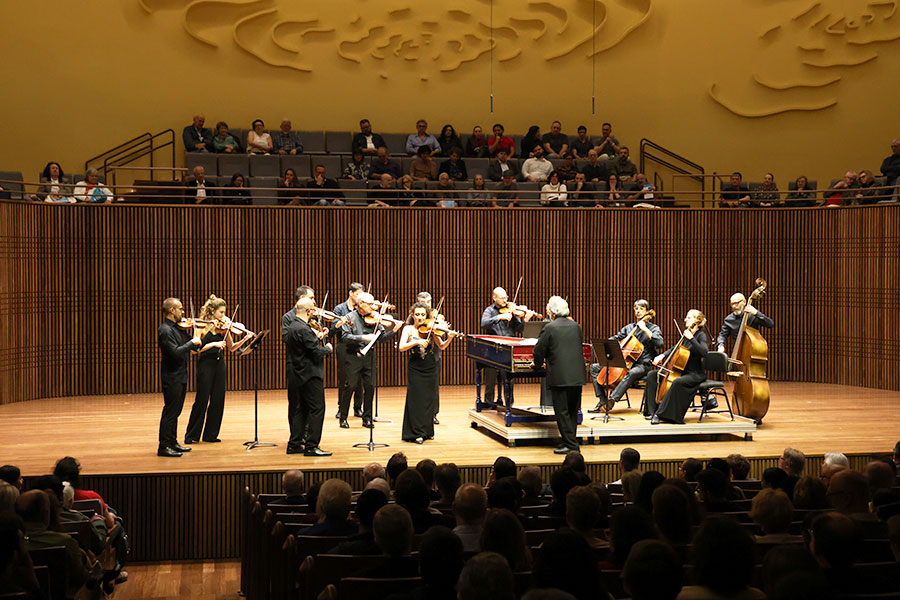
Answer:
[{"left": 1, "top": 382, "right": 897, "bottom": 476}]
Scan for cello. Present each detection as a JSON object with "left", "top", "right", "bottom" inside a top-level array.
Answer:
[
  {"left": 655, "top": 312, "right": 705, "bottom": 407},
  {"left": 729, "top": 279, "right": 770, "bottom": 423},
  {"left": 596, "top": 309, "right": 656, "bottom": 387}
]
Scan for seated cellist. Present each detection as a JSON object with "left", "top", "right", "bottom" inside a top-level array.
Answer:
[
  {"left": 644, "top": 310, "right": 708, "bottom": 425},
  {"left": 588, "top": 299, "right": 663, "bottom": 413}
]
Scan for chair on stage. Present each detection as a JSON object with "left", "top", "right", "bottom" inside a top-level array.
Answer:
[{"left": 689, "top": 351, "right": 735, "bottom": 422}]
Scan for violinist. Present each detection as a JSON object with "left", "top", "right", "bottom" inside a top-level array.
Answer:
[
  {"left": 338, "top": 292, "right": 398, "bottom": 428},
  {"left": 480, "top": 287, "right": 537, "bottom": 405},
  {"left": 157, "top": 298, "right": 201, "bottom": 458},
  {"left": 588, "top": 299, "right": 663, "bottom": 413},
  {"left": 332, "top": 282, "right": 366, "bottom": 420},
  {"left": 184, "top": 295, "right": 251, "bottom": 445},
  {"left": 716, "top": 293, "right": 774, "bottom": 353},
  {"left": 285, "top": 296, "right": 333, "bottom": 456},
  {"left": 416, "top": 291, "right": 443, "bottom": 424},
  {"left": 398, "top": 302, "right": 459, "bottom": 444},
  {"left": 282, "top": 285, "right": 315, "bottom": 447},
  {"left": 643, "top": 310, "right": 709, "bottom": 425}
]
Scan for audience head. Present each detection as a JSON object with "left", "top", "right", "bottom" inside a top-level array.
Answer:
[
  {"left": 792, "top": 475, "right": 828, "bottom": 510},
  {"left": 487, "top": 477, "right": 522, "bottom": 512},
  {"left": 865, "top": 460, "right": 895, "bottom": 497},
  {"left": 619, "top": 447, "right": 640, "bottom": 474},
  {"left": 15, "top": 490, "right": 50, "bottom": 527},
  {"left": 418, "top": 526, "right": 463, "bottom": 588},
  {"left": 0, "top": 482, "right": 19, "bottom": 512},
  {"left": 416, "top": 145, "right": 431, "bottom": 158},
  {"left": 31, "top": 474, "right": 64, "bottom": 502},
  {"left": 41, "top": 162, "right": 65, "bottom": 181},
  {"left": 354, "top": 488, "right": 388, "bottom": 532},
  {"left": 279, "top": 118, "right": 292, "bottom": 133},
  {"left": 394, "top": 469, "right": 431, "bottom": 513},
  {"left": 282, "top": 470, "right": 304, "bottom": 497},
  {"left": 652, "top": 483, "right": 693, "bottom": 545},
  {"left": 623, "top": 539, "right": 682, "bottom": 600},
  {"left": 635, "top": 470, "right": 665, "bottom": 513},
  {"left": 457, "top": 551, "right": 514, "bottom": 600},
  {"left": 727, "top": 453, "right": 752, "bottom": 480},
  {"left": 762, "top": 467, "right": 789, "bottom": 492},
  {"left": 359, "top": 119, "right": 372, "bottom": 133},
  {"left": 826, "top": 469, "right": 869, "bottom": 514},
  {"left": 386, "top": 452, "right": 408, "bottom": 488},
  {"left": 416, "top": 458, "right": 436, "bottom": 489},
  {"left": 621, "top": 469, "right": 642, "bottom": 504},
  {"left": 893, "top": 440, "right": 900, "bottom": 465},
  {"left": 549, "top": 468, "right": 580, "bottom": 508},
  {"left": 53, "top": 456, "right": 81, "bottom": 488},
  {"left": 481, "top": 508, "right": 530, "bottom": 571},
  {"left": 0, "top": 466, "right": 22, "bottom": 490},
  {"left": 534, "top": 530, "right": 603, "bottom": 600},
  {"left": 697, "top": 467, "right": 730, "bottom": 503},
  {"left": 454, "top": 483, "right": 487, "bottom": 526},
  {"left": 565, "top": 485, "right": 599, "bottom": 533},
  {"left": 0, "top": 512, "right": 26, "bottom": 577},
  {"left": 434, "top": 462, "right": 461, "bottom": 502},
  {"left": 492, "top": 456, "right": 517, "bottom": 482},
  {"left": 373, "top": 504, "right": 413, "bottom": 557},
  {"left": 707, "top": 458, "right": 731, "bottom": 479},
  {"left": 664, "top": 478, "right": 702, "bottom": 524},
  {"left": 609, "top": 506, "right": 657, "bottom": 567},
  {"left": 730, "top": 172, "right": 743, "bottom": 185},
  {"left": 316, "top": 478, "right": 351, "bottom": 521},
  {"left": 588, "top": 483, "right": 612, "bottom": 527},
  {"left": 562, "top": 451, "right": 585, "bottom": 473},
  {"left": 807, "top": 511, "right": 862, "bottom": 569},
  {"left": 365, "top": 476, "right": 391, "bottom": 499},
  {"left": 362, "top": 462, "right": 386, "bottom": 484},
  {"left": 305, "top": 482, "right": 320, "bottom": 514},
  {"left": 680, "top": 457, "right": 702, "bottom": 481},
  {"left": 750, "top": 488, "right": 793, "bottom": 534},
  {"left": 518, "top": 466, "right": 543, "bottom": 500},
  {"left": 762, "top": 544, "right": 828, "bottom": 600},
  {"left": 823, "top": 452, "right": 850, "bottom": 469},
  {"left": 192, "top": 114, "right": 205, "bottom": 128},
  {"left": 779, "top": 448, "right": 806, "bottom": 476},
  {"left": 252, "top": 119, "right": 265, "bottom": 132},
  {"left": 691, "top": 516, "right": 756, "bottom": 595},
  {"left": 230, "top": 172, "right": 245, "bottom": 187}
]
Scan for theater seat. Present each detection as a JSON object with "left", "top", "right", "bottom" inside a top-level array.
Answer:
[
  {"left": 0, "top": 171, "right": 24, "bottom": 200},
  {"left": 186, "top": 153, "right": 218, "bottom": 177},
  {"left": 298, "top": 130, "right": 326, "bottom": 154},
  {"left": 381, "top": 133, "right": 409, "bottom": 156},
  {"left": 218, "top": 155, "right": 249, "bottom": 179},
  {"left": 281, "top": 155, "right": 311, "bottom": 178},
  {"left": 249, "top": 155, "right": 280, "bottom": 177},
  {"left": 326, "top": 131, "right": 353, "bottom": 154}
]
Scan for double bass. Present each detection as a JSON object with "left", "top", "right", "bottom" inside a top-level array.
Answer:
[
  {"left": 730, "top": 279, "right": 770, "bottom": 423},
  {"left": 596, "top": 309, "right": 656, "bottom": 387}
]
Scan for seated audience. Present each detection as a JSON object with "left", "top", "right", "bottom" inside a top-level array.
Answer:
[
  {"left": 269, "top": 469, "right": 305, "bottom": 507},
  {"left": 399, "top": 174, "right": 429, "bottom": 206},
  {"left": 541, "top": 121, "right": 569, "bottom": 158},
  {"left": 827, "top": 469, "right": 888, "bottom": 538},
  {"left": 481, "top": 508, "right": 531, "bottom": 571},
  {"left": 307, "top": 164, "right": 344, "bottom": 206},
  {"left": 543, "top": 468, "right": 580, "bottom": 518},
  {"left": 719, "top": 172, "right": 751, "bottom": 207},
  {"left": 604, "top": 506, "right": 657, "bottom": 570},
  {"left": 754, "top": 172, "right": 780, "bottom": 207},
  {"left": 785, "top": 175, "right": 816, "bottom": 207},
  {"left": 466, "top": 174, "right": 489, "bottom": 207},
  {"left": 246, "top": 119, "right": 273, "bottom": 154},
  {"left": 406, "top": 120, "right": 441, "bottom": 156},
  {"left": 518, "top": 466, "right": 545, "bottom": 506},
  {"left": 635, "top": 470, "right": 666, "bottom": 514},
  {"left": 681, "top": 516, "right": 764, "bottom": 599},
  {"left": 352, "top": 119, "right": 386, "bottom": 156},
  {"left": 564, "top": 486, "right": 606, "bottom": 550},
  {"left": 580, "top": 149, "right": 608, "bottom": 183},
  {"left": 221, "top": 172, "right": 252, "bottom": 205},
  {"left": 486, "top": 477, "right": 522, "bottom": 515},
  {"left": 387, "top": 452, "right": 409, "bottom": 489},
  {"left": 792, "top": 475, "right": 828, "bottom": 510},
  {"left": 53, "top": 457, "right": 115, "bottom": 530},
  {"left": 626, "top": 173, "right": 657, "bottom": 205},
  {"left": 521, "top": 146, "right": 552, "bottom": 182},
  {"left": 436, "top": 125, "right": 462, "bottom": 158},
  {"left": 697, "top": 468, "right": 736, "bottom": 512},
  {"left": 750, "top": 488, "right": 798, "bottom": 544},
  {"left": 805, "top": 512, "right": 863, "bottom": 593},
  {"left": 603, "top": 174, "right": 624, "bottom": 206},
  {"left": 652, "top": 484, "right": 693, "bottom": 545},
  {"left": 452, "top": 483, "right": 487, "bottom": 552},
  {"left": 823, "top": 451, "right": 850, "bottom": 469},
  {"left": 520, "top": 126, "right": 541, "bottom": 158},
  {"left": 32, "top": 475, "right": 105, "bottom": 555},
  {"left": 534, "top": 531, "right": 605, "bottom": 600},
  {"left": 395, "top": 469, "right": 449, "bottom": 534},
  {"left": 438, "top": 148, "right": 467, "bottom": 182},
  {"left": 0, "top": 512, "right": 41, "bottom": 598},
  {"left": 623, "top": 539, "right": 682, "bottom": 600},
  {"left": 727, "top": 453, "right": 753, "bottom": 481},
  {"left": 34, "top": 161, "right": 74, "bottom": 203},
  {"left": 708, "top": 457, "right": 746, "bottom": 500},
  {"left": 343, "top": 150, "right": 371, "bottom": 180},
  {"left": 494, "top": 173, "right": 519, "bottom": 207},
  {"left": 457, "top": 552, "right": 514, "bottom": 600},
  {"left": 488, "top": 123, "right": 515, "bottom": 157},
  {"left": 212, "top": 121, "right": 241, "bottom": 153},
  {"left": 368, "top": 173, "right": 397, "bottom": 208},
  {"left": 761, "top": 544, "right": 829, "bottom": 600},
  {"left": 621, "top": 470, "right": 642, "bottom": 504},
  {"left": 465, "top": 125, "right": 489, "bottom": 158},
  {"left": 609, "top": 147, "right": 637, "bottom": 181},
  {"left": 562, "top": 451, "right": 589, "bottom": 484},
  {"left": 366, "top": 477, "right": 391, "bottom": 499},
  {"left": 556, "top": 153, "right": 578, "bottom": 184},
  {"left": 0, "top": 481, "right": 20, "bottom": 513},
  {"left": 540, "top": 171, "right": 567, "bottom": 207},
  {"left": 74, "top": 168, "right": 113, "bottom": 203},
  {"left": 410, "top": 145, "right": 437, "bottom": 181},
  {"left": 569, "top": 126, "right": 593, "bottom": 159},
  {"left": 779, "top": 447, "right": 805, "bottom": 478},
  {"left": 359, "top": 504, "right": 417, "bottom": 578},
  {"left": 679, "top": 457, "right": 702, "bottom": 482},
  {"left": 613, "top": 447, "right": 641, "bottom": 484},
  {"left": 823, "top": 171, "right": 857, "bottom": 206},
  {"left": 435, "top": 173, "right": 458, "bottom": 207},
  {"left": 880, "top": 138, "right": 900, "bottom": 185},
  {"left": 183, "top": 114, "right": 213, "bottom": 152},
  {"left": 392, "top": 526, "right": 462, "bottom": 600},
  {"left": 271, "top": 118, "right": 303, "bottom": 155},
  {"left": 329, "top": 488, "right": 387, "bottom": 555},
  {"left": 567, "top": 172, "right": 595, "bottom": 208},
  {"left": 277, "top": 168, "right": 304, "bottom": 205},
  {"left": 487, "top": 148, "right": 519, "bottom": 182},
  {"left": 184, "top": 165, "right": 214, "bottom": 205},
  {"left": 416, "top": 459, "right": 440, "bottom": 501},
  {"left": 594, "top": 122, "right": 620, "bottom": 158},
  {"left": 433, "top": 462, "right": 461, "bottom": 510},
  {"left": 303, "top": 478, "right": 358, "bottom": 536},
  {"left": 866, "top": 460, "right": 900, "bottom": 507},
  {"left": 854, "top": 169, "right": 879, "bottom": 204},
  {"left": 370, "top": 147, "right": 403, "bottom": 180}
]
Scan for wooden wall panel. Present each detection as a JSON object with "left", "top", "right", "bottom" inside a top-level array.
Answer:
[{"left": 1, "top": 201, "right": 899, "bottom": 405}]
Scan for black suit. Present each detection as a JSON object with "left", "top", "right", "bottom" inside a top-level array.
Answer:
[
  {"left": 157, "top": 319, "right": 196, "bottom": 449},
  {"left": 185, "top": 177, "right": 217, "bottom": 205},
  {"left": 338, "top": 311, "right": 395, "bottom": 421},
  {"left": 183, "top": 125, "right": 213, "bottom": 152},
  {"left": 285, "top": 318, "right": 331, "bottom": 449},
  {"left": 533, "top": 317, "right": 585, "bottom": 450},
  {"left": 352, "top": 132, "right": 387, "bottom": 154},
  {"left": 487, "top": 159, "right": 520, "bottom": 182}
]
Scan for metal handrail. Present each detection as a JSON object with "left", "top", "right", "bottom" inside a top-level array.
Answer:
[
  {"left": 639, "top": 138, "right": 706, "bottom": 201},
  {"left": 88, "top": 130, "right": 177, "bottom": 186},
  {"left": 85, "top": 132, "right": 151, "bottom": 172}
]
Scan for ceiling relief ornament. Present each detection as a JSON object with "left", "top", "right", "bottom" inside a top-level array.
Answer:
[
  {"left": 137, "top": 0, "right": 653, "bottom": 80},
  {"left": 709, "top": 0, "right": 900, "bottom": 117}
]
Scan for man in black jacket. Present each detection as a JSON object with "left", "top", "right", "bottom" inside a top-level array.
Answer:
[
  {"left": 284, "top": 297, "right": 333, "bottom": 456},
  {"left": 157, "top": 298, "right": 201, "bottom": 457},
  {"left": 182, "top": 114, "right": 213, "bottom": 152},
  {"left": 532, "top": 296, "right": 586, "bottom": 454},
  {"left": 716, "top": 292, "right": 774, "bottom": 353},
  {"left": 352, "top": 119, "right": 387, "bottom": 156}
]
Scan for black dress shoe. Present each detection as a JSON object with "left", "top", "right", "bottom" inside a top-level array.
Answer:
[
  {"left": 286, "top": 445, "right": 304, "bottom": 454},
  {"left": 587, "top": 402, "right": 604, "bottom": 414},
  {"left": 650, "top": 415, "right": 660, "bottom": 425},
  {"left": 335, "top": 409, "right": 341, "bottom": 419},
  {"left": 702, "top": 398, "right": 719, "bottom": 410},
  {"left": 157, "top": 447, "right": 182, "bottom": 457},
  {"left": 339, "top": 419, "right": 350, "bottom": 429},
  {"left": 183, "top": 438, "right": 199, "bottom": 444},
  {"left": 202, "top": 438, "right": 221, "bottom": 443},
  {"left": 605, "top": 398, "right": 617, "bottom": 412},
  {"left": 432, "top": 416, "right": 440, "bottom": 425},
  {"left": 173, "top": 444, "right": 192, "bottom": 452},
  {"left": 554, "top": 446, "right": 576, "bottom": 455},
  {"left": 362, "top": 419, "right": 374, "bottom": 429},
  {"left": 304, "top": 447, "right": 332, "bottom": 457},
  {"left": 353, "top": 409, "right": 364, "bottom": 418}
]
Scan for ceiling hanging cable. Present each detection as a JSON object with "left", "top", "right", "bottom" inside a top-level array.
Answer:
[
  {"left": 591, "top": 0, "right": 596, "bottom": 114},
  {"left": 490, "top": 0, "right": 494, "bottom": 113}
]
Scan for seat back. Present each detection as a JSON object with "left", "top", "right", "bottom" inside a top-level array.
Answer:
[
  {"left": 326, "top": 131, "right": 353, "bottom": 154},
  {"left": 281, "top": 154, "right": 311, "bottom": 179},
  {"left": 186, "top": 153, "right": 218, "bottom": 177},
  {"left": 298, "top": 130, "right": 326, "bottom": 154},
  {"left": 218, "top": 154, "right": 250, "bottom": 179},
  {"left": 59, "top": 519, "right": 93, "bottom": 551},
  {"left": 0, "top": 171, "right": 24, "bottom": 200},
  {"left": 703, "top": 351, "right": 729, "bottom": 373},
  {"left": 71, "top": 499, "right": 103, "bottom": 517},
  {"left": 249, "top": 155, "right": 281, "bottom": 177},
  {"left": 311, "top": 554, "right": 391, "bottom": 597},
  {"left": 382, "top": 133, "right": 409, "bottom": 156},
  {"left": 28, "top": 546, "right": 67, "bottom": 600},
  {"left": 339, "top": 576, "right": 423, "bottom": 600}
]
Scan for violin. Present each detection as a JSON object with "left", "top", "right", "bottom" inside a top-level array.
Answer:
[
  {"left": 597, "top": 309, "right": 655, "bottom": 387},
  {"left": 209, "top": 317, "right": 254, "bottom": 337},
  {"left": 416, "top": 318, "right": 463, "bottom": 338},
  {"left": 363, "top": 312, "right": 405, "bottom": 329},
  {"left": 498, "top": 302, "right": 543, "bottom": 320},
  {"left": 369, "top": 300, "right": 396, "bottom": 311},
  {"left": 176, "top": 317, "right": 212, "bottom": 330}
]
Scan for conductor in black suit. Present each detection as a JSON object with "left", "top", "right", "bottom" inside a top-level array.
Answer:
[
  {"left": 532, "top": 296, "right": 586, "bottom": 454},
  {"left": 157, "top": 297, "right": 201, "bottom": 457}
]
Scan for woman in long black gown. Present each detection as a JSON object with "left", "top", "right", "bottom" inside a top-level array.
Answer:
[
  {"left": 643, "top": 309, "right": 708, "bottom": 425},
  {"left": 399, "top": 302, "right": 457, "bottom": 443}
]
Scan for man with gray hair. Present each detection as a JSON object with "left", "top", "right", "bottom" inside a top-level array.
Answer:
[
  {"left": 823, "top": 452, "right": 850, "bottom": 469},
  {"left": 880, "top": 138, "right": 900, "bottom": 185},
  {"left": 480, "top": 286, "right": 537, "bottom": 406},
  {"left": 363, "top": 462, "right": 386, "bottom": 484},
  {"left": 272, "top": 118, "right": 303, "bottom": 155},
  {"left": 532, "top": 296, "right": 586, "bottom": 454}
]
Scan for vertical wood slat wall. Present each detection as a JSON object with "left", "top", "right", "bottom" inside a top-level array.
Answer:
[{"left": 1, "top": 201, "right": 899, "bottom": 405}]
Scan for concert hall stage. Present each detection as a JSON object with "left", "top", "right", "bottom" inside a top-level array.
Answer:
[{"left": 2, "top": 382, "right": 896, "bottom": 561}]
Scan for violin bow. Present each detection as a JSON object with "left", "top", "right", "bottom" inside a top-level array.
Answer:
[
  {"left": 227, "top": 304, "right": 240, "bottom": 339},
  {"left": 361, "top": 294, "right": 389, "bottom": 356},
  {"left": 318, "top": 292, "right": 329, "bottom": 330},
  {"left": 189, "top": 299, "right": 198, "bottom": 339},
  {"left": 423, "top": 296, "right": 445, "bottom": 348},
  {"left": 511, "top": 275, "right": 524, "bottom": 305}
]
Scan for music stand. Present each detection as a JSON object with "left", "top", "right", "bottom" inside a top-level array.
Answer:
[
  {"left": 239, "top": 330, "right": 277, "bottom": 450},
  {"left": 591, "top": 339, "right": 627, "bottom": 424},
  {"left": 354, "top": 338, "right": 389, "bottom": 451}
]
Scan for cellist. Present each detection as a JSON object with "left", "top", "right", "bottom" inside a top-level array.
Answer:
[
  {"left": 644, "top": 309, "right": 709, "bottom": 425},
  {"left": 716, "top": 293, "right": 774, "bottom": 352},
  {"left": 588, "top": 299, "right": 663, "bottom": 413}
]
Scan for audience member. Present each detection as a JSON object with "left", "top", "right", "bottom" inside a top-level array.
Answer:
[
  {"left": 754, "top": 172, "right": 780, "bottom": 207},
  {"left": 494, "top": 172, "right": 519, "bottom": 207},
  {"left": 866, "top": 460, "right": 900, "bottom": 507},
  {"left": 410, "top": 145, "right": 437, "bottom": 181},
  {"left": 0, "top": 482, "right": 19, "bottom": 513},
  {"left": 555, "top": 153, "right": 578, "bottom": 183},
  {"left": 436, "top": 125, "right": 462, "bottom": 158},
  {"left": 74, "top": 168, "right": 114, "bottom": 203},
  {"left": 518, "top": 466, "right": 545, "bottom": 506},
  {"left": 368, "top": 173, "right": 398, "bottom": 207},
  {"left": 370, "top": 147, "right": 403, "bottom": 180},
  {"left": 566, "top": 172, "right": 595, "bottom": 207},
  {"left": 488, "top": 123, "right": 516, "bottom": 157},
  {"left": 520, "top": 126, "right": 541, "bottom": 158},
  {"left": 805, "top": 512, "right": 863, "bottom": 593},
  {"left": 785, "top": 175, "right": 817, "bottom": 207},
  {"left": 681, "top": 516, "right": 764, "bottom": 599},
  {"left": 452, "top": 483, "right": 487, "bottom": 552},
  {"left": 626, "top": 173, "right": 657, "bottom": 205},
  {"left": 540, "top": 171, "right": 567, "bottom": 207},
  {"left": 587, "top": 484, "right": 612, "bottom": 529},
  {"left": 750, "top": 488, "right": 797, "bottom": 543},
  {"left": 488, "top": 147, "right": 519, "bottom": 182},
  {"left": 183, "top": 114, "right": 212, "bottom": 152},
  {"left": 330, "top": 488, "right": 387, "bottom": 555},
  {"left": 246, "top": 119, "right": 273, "bottom": 154},
  {"left": 621, "top": 470, "right": 642, "bottom": 504},
  {"left": 387, "top": 453, "right": 409, "bottom": 488},
  {"left": 393, "top": 526, "right": 462, "bottom": 600},
  {"left": 184, "top": 165, "right": 214, "bottom": 205},
  {"left": 416, "top": 459, "right": 439, "bottom": 501},
  {"left": 486, "top": 477, "right": 522, "bottom": 515},
  {"left": 569, "top": 126, "right": 593, "bottom": 159},
  {"left": 395, "top": 470, "right": 449, "bottom": 534},
  {"left": 564, "top": 486, "right": 606, "bottom": 550},
  {"left": 212, "top": 121, "right": 241, "bottom": 153},
  {"left": 399, "top": 174, "right": 428, "bottom": 206},
  {"left": 406, "top": 120, "right": 441, "bottom": 156},
  {"left": 761, "top": 545, "right": 829, "bottom": 600},
  {"left": 277, "top": 167, "right": 304, "bottom": 205},
  {"left": 466, "top": 174, "right": 489, "bottom": 207},
  {"left": 880, "top": 138, "right": 900, "bottom": 185},
  {"left": 594, "top": 122, "right": 620, "bottom": 158},
  {"left": 535, "top": 530, "right": 604, "bottom": 600},
  {"left": 544, "top": 468, "right": 580, "bottom": 518},
  {"left": 827, "top": 469, "right": 888, "bottom": 538},
  {"left": 609, "top": 147, "right": 637, "bottom": 181},
  {"left": 222, "top": 172, "right": 252, "bottom": 205},
  {"left": 269, "top": 469, "right": 305, "bottom": 507},
  {"left": 480, "top": 508, "right": 531, "bottom": 571},
  {"left": 652, "top": 484, "right": 693, "bottom": 545},
  {"left": 727, "top": 453, "right": 753, "bottom": 480},
  {"left": 665, "top": 478, "right": 703, "bottom": 524},
  {"left": 623, "top": 539, "right": 682, "bottom": 600},
  {"left": 778, "top": 447, "right": 805, "bottom": 477},
  {"left": 697, "top": 468, "right": 735, "bottom": 512},
  {"left": 719, "top": 172, "right": 751, "bottom": 207},
  {"left": 352, "top": 119, "right": 386, "bottom": 156},
  {"left": 457, "top": 552, "right": 514, "bottom": 600},
  {"left": 433, "top": 462, "right": 461, "bottom": 510},
  {"left": 605, "top": 506, "right": 657, "bottom": 569},
  {"left": 614, "top": 447, "right": 641, "bottom": 483},
  {"left": 304, "top": 478, "right": 357, "bottom": 536},
  {"left": 490, "top": 457, "right": 517, "bottom": 484},
  {"left": 823, "top": 452, "right": 850, "bottom": 469},
  {"left": 0, "top": 512, "right": 41, "bottom": 598},
  {"left": 603, "top": 174, "right": 624, "bottom": 205},
  {"left": 823, "top": 171, "right": 857, "bottom": 206},
  {"left": 854, "top": 169, "right": 879, "bottom": 204},
  {"left": 438, "top": 148, "right": 467, "bottom": 181},
  {"left": 307, "top": 164, "right": 345, "bottom": 206},
  {"left": 580, "top": 149, "right": 608, "bottom": 183},
  {"left": 541, "top": 121, "right": 568, "bottom": 158},
  {"left": 0, "top": 467, "right": 22, "bottom": 490},
  {"left": 33, "top": 475, "right": 105, "bottom": 555},
  {"left": 792, "top": 475, "right": 828, "bottom": 510},
  {"left": 339, "top": 150, "right": 369, "bottom": 181},
  {"left": 635, "top": 470, "right": 666, "bottom": 514},
  {"left": 521, "top": 146, "right": 552, "bottom": 183},
  {"left": 365, "top": 504, "right": 417, "bottom": 577},
  {"left": 34, "top": 161, "right": 74, "bottom": 203},
  {"left": 893, "top": 440, "right": 900, "bottom": 475},
  {"left": 465, "top": 125, "right": 489, "bottom": 158},
  {"left": 366, "top": 477, "right": 392, "bottom": 499},
  {"left": 561, "top": 451, "right": 588, "bottom": 482},
  {"left": 53, "top": 457, "right": 115, "bottom": 530},
  {"left": 820, "top": 462, "right": 847, "bottom": 487},
  {"left": 708, "top": 457, "right": 745, "bottom": 500}
]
